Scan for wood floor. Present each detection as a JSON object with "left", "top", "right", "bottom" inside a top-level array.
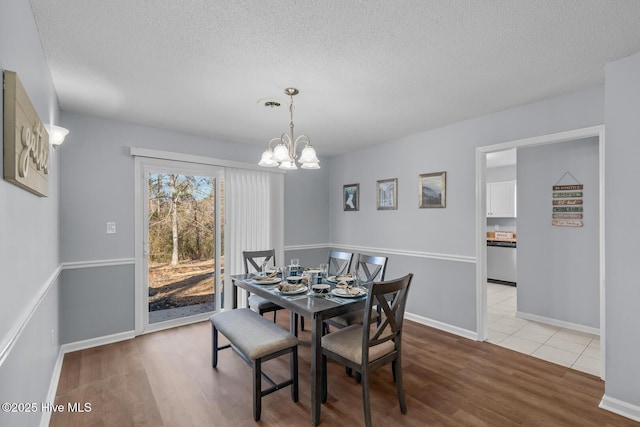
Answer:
[{"left": 51, "top": 312, "right": 637, "bottom": 427}]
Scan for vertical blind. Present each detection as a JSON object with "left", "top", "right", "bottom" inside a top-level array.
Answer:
[{"left": 224, "top": 168, "right": 284, "bottom": 308}]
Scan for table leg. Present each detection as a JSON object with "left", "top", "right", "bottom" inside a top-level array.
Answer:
[
  {"left": 310, "top": 316, "right": 322, "bottom": 425},
  {"left": 232, "top": 281, "right": 238, "bottom": 309}
]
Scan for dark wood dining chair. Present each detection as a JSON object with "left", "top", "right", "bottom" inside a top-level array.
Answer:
[
  {"left": 325, "top": 253, "right": 388, "bottom": 329},
  {"left": 327, "top": 250, "right": 354, "bottom": 276},
  {"left": 243, "top": 250, "right": 284, "bottom": 322},
  {"left": 353, "top": 253, "right": 388, "bottom": 283},
  {"left": 321, "top": 273, "right": 413, "bottom": 427}
]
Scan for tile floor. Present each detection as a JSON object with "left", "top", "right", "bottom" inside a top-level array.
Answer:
[{"left": 487, "top": 282, "right": 601, "bottom": 377}]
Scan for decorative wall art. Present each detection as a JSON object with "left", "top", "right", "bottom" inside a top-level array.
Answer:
[
  {"left": 419, "top": 171, "right": 446, "bottom": 208},
  {"left": 3, "top": 70, "right": 50, "bottom": 197},
  {"left": 552, "top": 172, "right": 583, "bottom": 227},
  {"left": 376, "top": 178, "right": 397, "bottom": 210},
  {"left": 343, "top": 183, "right": 359, "bottom": 211}
]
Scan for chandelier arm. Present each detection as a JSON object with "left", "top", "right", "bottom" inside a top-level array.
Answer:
[
  {"left": 267, "top": 137, "right": 281, "bottom": 149},
  {"left": 293, "top": 135, "right": 312, "bottom": 153}
]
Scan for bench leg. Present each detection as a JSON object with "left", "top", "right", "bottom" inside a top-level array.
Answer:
[
  {"left": 253, "top": 358, "right": 262, "bottom": 421},
  {"left": 212, "top": 325, "right": 219, "bottom": 368},
  {"left": 291, "top": 346, "right": 299, "bottom": 402}
]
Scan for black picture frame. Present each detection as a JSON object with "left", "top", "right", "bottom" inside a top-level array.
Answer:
[{"left": 343, "top": 183, "right": 359, "bottom": 211}]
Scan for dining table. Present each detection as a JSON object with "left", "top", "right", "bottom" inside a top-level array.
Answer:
[{"left": 230, "top": 273, "right": 367, "bottom": 426}]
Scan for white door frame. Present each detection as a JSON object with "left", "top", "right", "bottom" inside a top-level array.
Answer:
[
  {"left": 475, "top": 124, "right": 606, "bottom": 379},
  {"left": 133, "top": 156, "right": 224, "bottom": 334}
]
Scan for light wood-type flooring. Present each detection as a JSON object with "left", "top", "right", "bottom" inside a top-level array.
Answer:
[{"left": 51, "top": 312, "right": 637, "bottom": 426}]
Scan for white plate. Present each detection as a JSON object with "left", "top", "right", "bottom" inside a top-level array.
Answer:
[
  {"left": 331, "top": 287, "right": 367, "bottom": 298},
  {"left": 327, "top": 275, "right": 354, "bottom": 283},
  {"left": 278, "top": 285, "right": 308, "bottom": 295},
  {"left": 250, "top": 277, "right": 282, "bottom": 285},
  {"left": 305, "top": 269, "right": 321, "bottom": 274}
]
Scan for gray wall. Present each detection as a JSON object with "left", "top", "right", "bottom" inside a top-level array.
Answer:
[
  {"left": 517, "top": 137, "right": 599, "bottom": 328},
  {"left": 0, "top": 0, "right": 62, "bottom": 425},
  {"left": 284, "top": 167, "right": 330, "bottom": 247},
  {"left": 329, "top": 86, "right": 604, "bottom": 332},
  {"left": 604, "top": 51, "right": 640, "bottom": 410},
  {"left": 60, "top": 265, "right": 135, "bottom": 343}
]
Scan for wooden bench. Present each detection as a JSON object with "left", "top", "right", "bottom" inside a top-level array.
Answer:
[{"left": 210, "top": 308, "right": 299, "bottom": 421}]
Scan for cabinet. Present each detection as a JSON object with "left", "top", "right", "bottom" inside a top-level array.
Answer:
[{"left": 487, "top": 180, "right": 516, "bottom": 217}]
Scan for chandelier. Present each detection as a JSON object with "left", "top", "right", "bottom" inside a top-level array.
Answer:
[{"left": 258, "top": 87, "right": 320, "bottom": 170}]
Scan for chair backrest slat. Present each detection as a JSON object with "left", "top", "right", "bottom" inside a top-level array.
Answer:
[
  {"left": 353, "top": 254, "right": 388, "bottom": 282},
  {"left": 362, "top": 274, "right": 413, "bottom": 363},
  {"left": 327, "top": 250, "right": 353, "bottom": 276},
  {"left": 243, "top": 249, "right": 276, "bottom": 274}
]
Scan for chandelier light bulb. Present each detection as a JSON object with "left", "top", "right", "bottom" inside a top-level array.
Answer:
[
  {"left": 279, "top": 159, "right": 298, "bottom": 170},
  {"left": 299, "top": 145, "right": 319, "bottom": 164},
  {"left": 301, "top": 162, "right": 320, "bottom": 169},
  {"left": 258, "top": 149, "right": 278, "bottom": 167},
  {"left": 273, "top": 144, "right": 289, "bottom": 162}
]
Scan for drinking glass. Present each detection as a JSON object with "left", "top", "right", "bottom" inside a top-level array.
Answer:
[
  {"left": 353, "top": 269, "right": 364, "bottom": 289},
  {"left": 290, "top": 258, "right": 300, "bottom": 276},
  {"left": 319, "top": 263, "right": 328, "bottom": 282}
]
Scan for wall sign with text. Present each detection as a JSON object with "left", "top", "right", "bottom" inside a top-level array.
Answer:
[
  {"left": 3, "top": 70, "right": 50, "bottom": 197},
  {"left": 552, "top": 184, "right": 583, "bottom": 227}
]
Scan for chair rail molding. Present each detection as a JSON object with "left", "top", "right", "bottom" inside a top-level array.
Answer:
[
  {"left": 330, "top": 243, "right": 475, "bottom": 264},
  {"left": 0, "top": 266, "right": 61, "bottom": 368},
  {"left": 61, "top": 258, "right": 136, "bottom": 270}
]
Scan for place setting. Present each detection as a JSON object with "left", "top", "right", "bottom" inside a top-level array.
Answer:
[
  {"left": 249, "top": 270, "right": 282, "bottom": 285},
  {"left": 271, "top": 275, "right": 308, "bottom": 299},
  {"left": 310, "top": 279, "right": 368, "bottom": 304}
]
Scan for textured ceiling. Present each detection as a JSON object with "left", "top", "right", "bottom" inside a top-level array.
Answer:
[{"left": 28, "top": 0, "right": 640, "bottom": 156}]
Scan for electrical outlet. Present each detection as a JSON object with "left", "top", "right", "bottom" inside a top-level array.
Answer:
[
  {"left": 51, "top": 329, "right": 55, "bottom": 344},
  {"left": 107, "top": 222, "right": 116, "bottom": 234}
]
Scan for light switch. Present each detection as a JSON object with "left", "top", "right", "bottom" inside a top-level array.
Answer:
[{"left": 107, "top": 222, "right": 116, "bottom": 234}]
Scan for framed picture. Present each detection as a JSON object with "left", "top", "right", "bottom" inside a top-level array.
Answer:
[
  {"left": 343, "top": 183, "right": 359, "bottom": 211},
  {"left": 376, "top": 178, "right": 397, "bottom": 210},
  {"left": 419, "top": 171, "right": 446, "bottom": 208}
]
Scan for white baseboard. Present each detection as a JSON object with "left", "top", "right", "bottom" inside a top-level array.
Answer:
[
  {"left": 600, "top": 394, "right": 640, "bottom": 423},
  {"left": 516, "top": 311, "right": 599, "bottom": 336},
  {"left": 405, "top": 312, "right": 478, "bottom": 341},
  {"left": 60, "top": 330, "right": 136, "bottom": 354},
  {"left": 40, "top": 348, "right": 65, "bottom": 427}
]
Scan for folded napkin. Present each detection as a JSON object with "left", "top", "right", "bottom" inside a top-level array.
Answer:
[
  {"left": 252, "top": 272, "right": 278, "bottom": 281},
  {"left": 277, "top": 283, "right": 304, "bottom": 292}
]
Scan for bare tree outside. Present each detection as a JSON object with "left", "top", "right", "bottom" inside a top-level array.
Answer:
[{"left": 147, "top": 173, "right": 222, "bottom": 313}]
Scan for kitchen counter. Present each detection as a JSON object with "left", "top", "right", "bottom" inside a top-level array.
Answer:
[{"left": 487, "top": 231, "right": 517, "bottom": 242}]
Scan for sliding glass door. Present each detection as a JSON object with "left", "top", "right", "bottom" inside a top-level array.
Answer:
[{"left": 138, "top": 159, "right": 224, "bottom": 332}]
